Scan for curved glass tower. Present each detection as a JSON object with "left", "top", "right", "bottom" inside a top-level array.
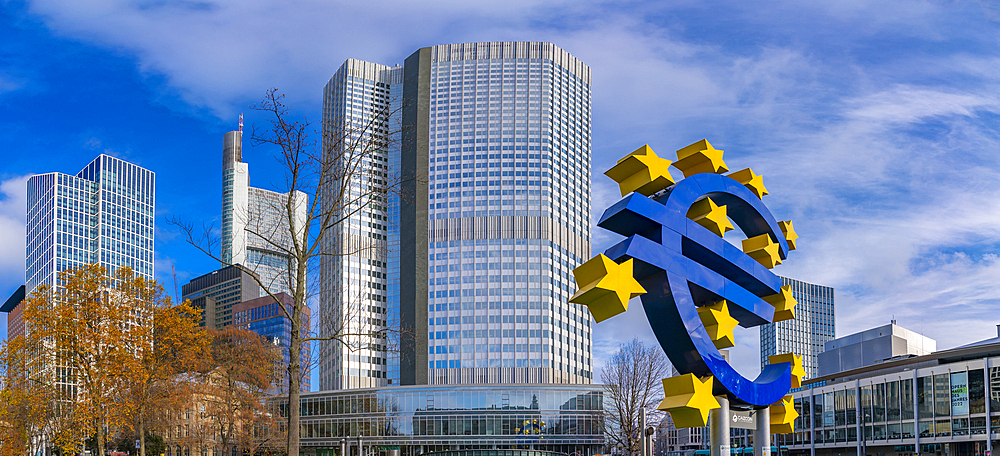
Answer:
[{"left": 321, "top": 42, "right": 592, "bottom": 390}]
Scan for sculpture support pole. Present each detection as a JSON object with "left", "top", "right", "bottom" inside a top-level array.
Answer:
[
  {"left": 755, "top": 407, "right": 771, "bottom": 456},
  {"left": 711, "top": 396, "right": 731, "bottom": 456}
]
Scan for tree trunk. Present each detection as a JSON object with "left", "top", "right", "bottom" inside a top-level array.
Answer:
[
  {"left": 97, "top": 418, "right": 105, "bottom": 456},
  {"left": 139, "top": 412, "right": 146, "bottom": 456},
  {"left": 286, "top": 261, "right": 306, "bottom": 456}
]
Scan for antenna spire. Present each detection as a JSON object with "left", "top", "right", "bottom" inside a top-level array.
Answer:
[{"left": 239, "top": 113, "right": 243, "bottom": 134}]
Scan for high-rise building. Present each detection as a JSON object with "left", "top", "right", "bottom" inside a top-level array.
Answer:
[
  {"left": 760, "top": 276, "right": 835, "bottom": 380},
  {"left": 320, "top": 42, "right": 592, "bottom": 390},
  {"left": 232, "top": 292, "right": 311, "bottom": 392},
  {"left": 221, "top": 129, "right": 308, "bottom": 297},
  {"left": 181, "top": 264, "right": 260, "bottom": 328},
  {"left": 1, "top": 154, "right": 155, "bottom": 397}
]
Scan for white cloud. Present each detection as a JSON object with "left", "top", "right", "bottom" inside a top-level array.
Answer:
[
  {"left": 0, "top": 176, "right": 29, "bottom": 292},
  {"left": 20, "top": 0, "right": 1000, "bottom": 377}
]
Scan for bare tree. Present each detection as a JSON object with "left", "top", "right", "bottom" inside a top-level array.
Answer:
[
  {"left": 170, "top": 88, "right": 409, "bottom": 456},
  {"left": 602, "top": 338, "right": 669, "bottom": 456}
]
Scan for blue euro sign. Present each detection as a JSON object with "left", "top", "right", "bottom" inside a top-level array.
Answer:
[{"left": 598, "top": 173, "right": 792, "bottom": 407}]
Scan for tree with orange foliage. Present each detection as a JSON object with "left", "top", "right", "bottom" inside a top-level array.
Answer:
[
  {"left": 198, "top": 326, "right": 282, "bottom": 456},
  {"left": 21, "top": 264, "right": 142, "bottom": 455},
  {"left": 0, "top": 335, "right": 56, "bottom": 456},
  {"left": 8, "top": 264, "right": 210, "bottom": 456},
  {"left": 118, "top": 273, "right": 210, "bottom": 456}
]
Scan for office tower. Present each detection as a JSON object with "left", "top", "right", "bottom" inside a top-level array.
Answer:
[
  {"left": 181, "top": 264, "right": 260, "bottom": 328},
  {"left": 760, "top": 276, "right": 835, "bottom": 380},
  {"left": 320, "top": 42, "right": 592, "bottom": 389},
  {"left": 232, "top": 292, "right": 311, "bottom": 392},
  {"left": 24, "top": 154, "right": 155, "bottom": 291},
  {"left": 221, "top": 128, "right": 308, "bottom": 297},
  {"left": 0, "top": 154, "right": 155, "bottom": 398}
]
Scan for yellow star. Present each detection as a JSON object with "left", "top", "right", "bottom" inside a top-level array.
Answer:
[
  {"left": 687, "top": 197, "right": 734, "bottom": 237},
  {"left": 727, "top": 168, "right": 769, "bottom": 199},
  {"left": 697, "top": 300, "right": 738, "bottom": 349},
  {"left": 673, "top": 139, "right": 729, "bottom": 177},
  {"left": 742, "top": 234, "right": 782, "bottom": 269},
  {"left": 657, "top": 374, "right": 721, "bottom": 428},
  {"left": 770, "top": 395, "right": 799, "bottom": 434},
  {"left": 764, "top": 285, "right": 797, "bottom": 322},
  {"left": 778, "top": 220, "right": 798, "bottom": 251},
  {"left": 605, "top": 145, "right": 676, "bottom": 196},
  {"left": 768, "top": 353, "right": 804, "bottom": 388},
  {"left": 569, "top": 255, "right": 646, "bottom": 323}
]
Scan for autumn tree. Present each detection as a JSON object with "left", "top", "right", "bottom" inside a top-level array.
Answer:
[
  {"left": 20, "top": 264, "right": 145, "bottom": 455},
  {"left": 601, "top": 338, "right": 669, "bottom": 456},
  {"left": 200, "top": 326, "right": 281, "bottom": 456},
  {"left": 119, "top": 272, "right": 210, "bottom": 456},
  {"left": 0, "top": 335, "right": 56, "bottom": 456},
  {"left": 171, "top": 88, "right": 408, "bottom": 455}
]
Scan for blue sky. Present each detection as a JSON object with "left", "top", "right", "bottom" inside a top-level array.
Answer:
[{"left": 3, "top": 0, "right": 1000, "bottom": 383}]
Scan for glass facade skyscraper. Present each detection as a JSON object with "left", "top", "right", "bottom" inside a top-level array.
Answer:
[
  {"left": 760, "top": 276, "right": 836, "bottom": 380},
  {"left": 320, "top": 42, "right": 592, "bottom": 390},
  {"left": 221, "top": 129, "right": 308, "bottom": 297},
  {"left": 25, "top": 154, "right": 155, "bottom": 292}
]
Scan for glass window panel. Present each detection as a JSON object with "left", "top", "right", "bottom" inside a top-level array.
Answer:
[
  {"left": 835, "top": 390, "right": 847, "bottom": 426},
  {"left": 847, "top": 389, "right": 857, "bottom": 425},
  {"left": 814, "top": 394, "right": 823, "bottom": 427},
  {"left": 918, "top": 376, "right": 934, "bottom": 419},
  {"left": 970, "top": 369, "right": 985, "bottom": 414},
  {"left": 991, "top": 367, "right": 1000, "bottom": 412},
  {"left": 934, "top": 374, "right": 950, "bottom": 417},
  {"left": 847, "top": 426, "right": 857, "bottom": 442},
  {"left": 888, "top": 381, "right": 901, "bottom": 421},
  {"left": 874, "top": 383, "right": 886, "bottom": 422},
  {"left": 862, "top": 386, "right": 873, "bottom": 423},
  {"left": 873, "top": 424, "right": 886, "bottom": 440},
  {"left": 888, "top": 423, "right": 901, "bottom": 439},
  {"left": 824, "top": 392, "right": 835, "bottom": 427},
  {"left": 935, "top": 419, "right": 951, "bottom": 437},
  {"left": 919, "top": 420, "right": 934, "bottom": 438},
  {"left": 902, "top": 422, "right": 914, "bottom": 439},
  {"left": 901, "top": 378, "right": 914, "bottom": 420},
  {"left": 952, "top": 417, "right": 969, "bottom": 436},
  {"left": 971, "top": 416, "right": 986, "bottom": 435}
]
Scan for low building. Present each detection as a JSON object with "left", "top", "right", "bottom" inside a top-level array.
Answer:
[
  {"left": 818, "top": 322, "right": 936, "bottom": 377},
  {"left": 274, "top": 384, "right": 604, "bottom": 456},
  {"left": 780, "top": 325, "right": 1000, "bottom": 456}
]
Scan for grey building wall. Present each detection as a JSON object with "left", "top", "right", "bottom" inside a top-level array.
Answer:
[{"left": 817, "top": 323, "right": 936, "bottom": 377}]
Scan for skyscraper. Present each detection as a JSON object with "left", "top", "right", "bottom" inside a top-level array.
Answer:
[
  {"left": 760, "top": 276, "right": 835, "bottom": 380},
  {"left": 26, "top": 154, "right": 155, "bottom": 292},
  {"left": 320, "top": 42, "right": 592, "bottom": 390},
  {"left": 1, "top": 154, "right": 155, "bottom": 396},
  {"left": 221, "top": 129, "right": 308, "bottom": 297}
]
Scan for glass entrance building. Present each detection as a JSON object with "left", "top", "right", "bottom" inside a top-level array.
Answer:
[{"left": 275, "top": 384, "right": 604, "bottom": 456}]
